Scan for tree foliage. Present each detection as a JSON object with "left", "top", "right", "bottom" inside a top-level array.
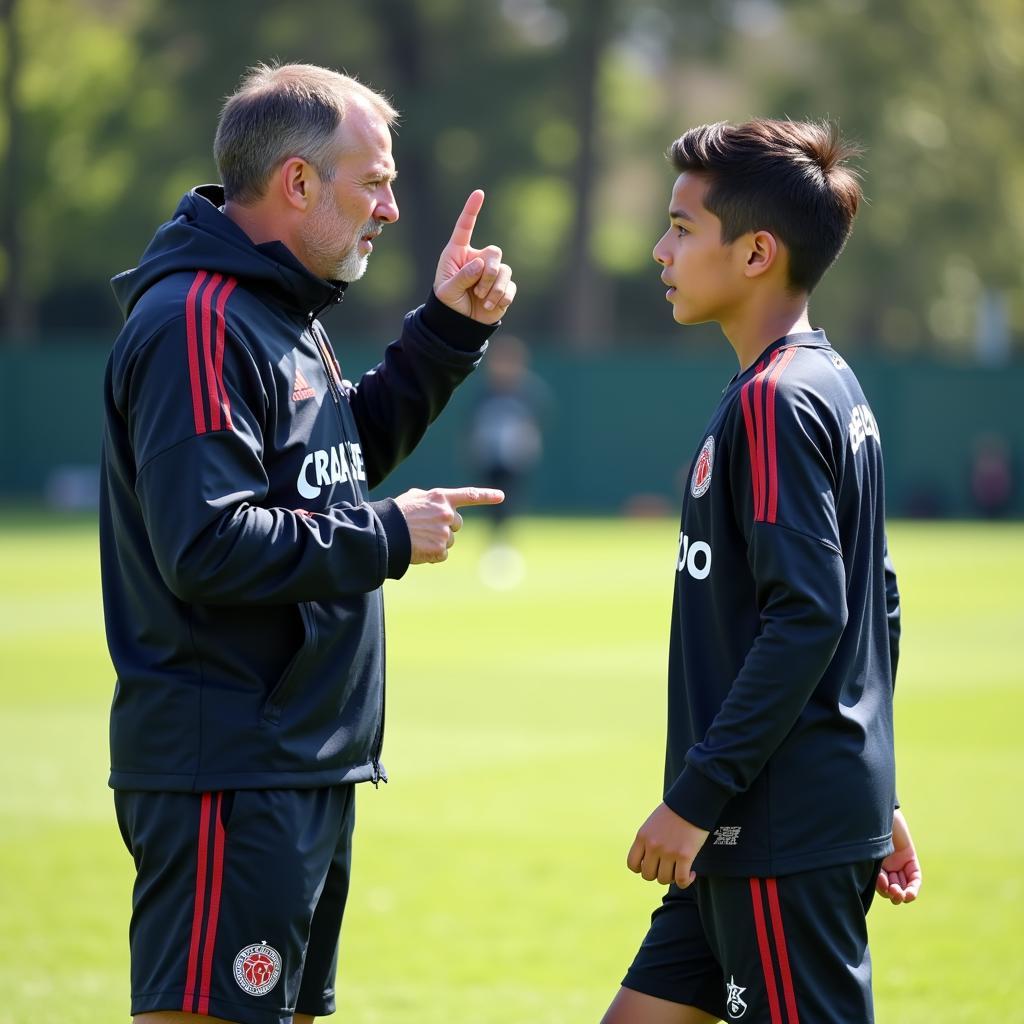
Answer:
[{"left": 0, "top": 0, "right": 1020, "bottom": 356}]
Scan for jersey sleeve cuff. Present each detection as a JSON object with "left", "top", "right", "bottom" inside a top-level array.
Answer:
[
  {"left": 663, "top": 764, "right": 734, "bottom": 832},
  {"left": 419, "top": 291, "right": 497, "bottom": 352},
  {"left": 369, "top": 498, "right": 411, "bottom": 580}
]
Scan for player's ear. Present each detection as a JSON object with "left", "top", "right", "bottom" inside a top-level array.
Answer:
[
  {"left": 279, "top": 157, "right": 317, "bottom": 212},
  {"left": 743, "top": 230, "right": 779, "bottom": 279}
]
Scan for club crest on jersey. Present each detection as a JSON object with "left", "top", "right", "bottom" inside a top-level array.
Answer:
[
  {"left": 691, "top": 435, "right": 715, "bottom": 498},
  {"left": 233, "top": 942, "right": 282, "bottom": 997}
]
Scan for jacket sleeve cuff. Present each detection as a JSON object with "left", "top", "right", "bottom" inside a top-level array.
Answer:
[
  {"left": 420, "top": 291, "right": 497, "bottom": 352},
  {"left": 369, "top": 499, "right": 411, "bottom": 580},
  {"left": 663, "top": 764, "right": 734, "bottom": 832}
]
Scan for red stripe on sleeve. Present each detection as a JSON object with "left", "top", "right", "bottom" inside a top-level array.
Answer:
[
  {"left": 213, "top": 277, "right": 238, "bottom": 431},
  {"left": 766, "top": 878, "right": 801, "bottom": 1024},
  {"left": 197, "top": 792, "right": 228, "bottom": 1015},
  {"left": 752, "top": 369, "right": 768, "bottom": 520},
  {"left": 740, "top": 381, "right": 762, "bottom": 520},
  {"left": 750, "top": 878, "right": 784, "bottom": 1024},
  {"left": 200, "top": 274, "right": 224, "bottom": 431},
  {"left": 182, "top": 793, "right": 212, "bottom": 1013},
  {"left": 763, "top": 348, "right": 798, "bottom": 524},
  {"left": 185, "top": 272, "right": 209, "bottom": 434}
]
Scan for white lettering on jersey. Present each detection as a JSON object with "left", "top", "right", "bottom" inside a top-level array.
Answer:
[
  {"left": 848, "top": 403, "right": 880, "bottom": 454},
  {"left": 677, "top": 532, "right": 712, "bottom": 580},
  {"left": 297, "top": 442, "right": 367, "bottom": 499}
]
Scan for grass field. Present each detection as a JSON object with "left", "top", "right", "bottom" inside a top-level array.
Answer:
[{"left": 0, "top": 513, "right": 1021, "bottom": 1023}]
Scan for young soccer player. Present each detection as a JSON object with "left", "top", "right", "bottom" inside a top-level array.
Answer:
[{"left": 602, "top": 120, "right": 921, "bottom": 1024}]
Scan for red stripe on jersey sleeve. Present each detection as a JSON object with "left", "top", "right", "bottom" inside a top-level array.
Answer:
[
  {"left": 741, "top": 381, "right": 762, "bottom": 520},
  {"left": 199, "top": 274, "right": 224, "bottom": 431},
  {"left": 213, "top": 277, "right": 238, "bottom": 431},
  {"left": 185, "top": 271, "right": 209, "bottom": 434},
  {"left": 763, "top": 348, "right": 798, "bottom": 524}
]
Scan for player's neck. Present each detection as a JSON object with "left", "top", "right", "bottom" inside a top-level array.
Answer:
[{"left": 720, "top": 293, "right": 812, "bottom": 372}]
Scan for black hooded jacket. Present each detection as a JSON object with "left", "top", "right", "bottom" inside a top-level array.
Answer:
[{"left": 101, "top": 185, "right": 494, "bottom": 792}]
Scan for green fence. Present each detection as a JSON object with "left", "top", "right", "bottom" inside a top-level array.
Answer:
[{"left": 1, "top": 343, "right": 1020, "bottom": 517}]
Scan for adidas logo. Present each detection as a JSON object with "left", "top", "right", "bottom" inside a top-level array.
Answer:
[{"left": 292, "top": 367, "right": 316, "bottom": 402}]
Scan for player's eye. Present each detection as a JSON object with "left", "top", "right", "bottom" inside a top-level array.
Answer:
[{"left": 675, "top": 225, "right": 689, "bottom": 237}]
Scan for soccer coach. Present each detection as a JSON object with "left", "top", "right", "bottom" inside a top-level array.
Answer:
[{"left": 99, "top": 63, "right": 514, "bottom": 1024}]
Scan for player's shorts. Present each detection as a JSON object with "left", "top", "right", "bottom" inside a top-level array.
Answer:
[
  {"left": 114, "top": 785, "right": 355, "bottom": 1024},
  {"left": 622, "top": 858, "right": 881, "bottom": 1023}
]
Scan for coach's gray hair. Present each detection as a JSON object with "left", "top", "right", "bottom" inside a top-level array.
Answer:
[{"left": 214, "top": 63, "right": 398, "bottom": 204}]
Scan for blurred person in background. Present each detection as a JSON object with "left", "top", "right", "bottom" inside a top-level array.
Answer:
[
  {"left": 969, "top": 433, "right": 1014, "bottom": 518},
  {"left": 100, "top": 62, "right": 515, "bottom": 1024},
  {"left": 602, "top": 119, "right": 920, "bottom": 1024},
  {"left": 467, "top": 333, "right": 549, "bottom": 586}
]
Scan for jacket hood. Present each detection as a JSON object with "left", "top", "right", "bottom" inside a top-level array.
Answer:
[{"left": 111, "top": 184, "right": 346, "bottom": 320}]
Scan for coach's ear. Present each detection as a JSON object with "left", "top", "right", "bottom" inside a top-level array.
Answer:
[{"left": 741, "top": 230, "right": 781, "bottom": 280}]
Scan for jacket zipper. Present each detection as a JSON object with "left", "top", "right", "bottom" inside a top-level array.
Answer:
[
  {"left": 307, "top": 291, "right": 388, "bottom": 788},
  {"left": 307, "top": 288, "right": 345, "bottom": 405},
  {"left": 370, "top": 591, "right": 387, "bottom": 786}
]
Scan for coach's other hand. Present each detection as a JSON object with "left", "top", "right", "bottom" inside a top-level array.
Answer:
[
  {"left": 395, "top": 486, "right": 504, "bottom": 565},
  {"left": 628, "top": 802, "right": 710, "bottom": 890},
  {"left": 433, "top": 190, "right": 516, "bottom": 325}
]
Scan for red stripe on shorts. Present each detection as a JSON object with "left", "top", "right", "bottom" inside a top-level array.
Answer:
[
  {"left": 750, "top": 877, "right": 784, "bottom": 1024},
  {"left": 197, "top": 791, "right": 228, "bottom": 1014},
  {"left": 182, "top": 792, "right": 212, "bottom": 1012},
  {"left": 766, "top": 878, "right": 801, "bottom": 1023}
]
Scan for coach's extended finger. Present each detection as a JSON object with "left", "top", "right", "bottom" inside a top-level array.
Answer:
[{"left": 439, "top": 487, "right": 505, "bottom": 508}]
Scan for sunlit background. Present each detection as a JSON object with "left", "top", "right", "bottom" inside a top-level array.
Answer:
[{"left": 0, "top": 2, "right": 1021, "bottom": 1022}]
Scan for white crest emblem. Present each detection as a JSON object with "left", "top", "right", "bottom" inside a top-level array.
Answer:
[
  {"left": 691, "top": 435, "right": 715, "bottom": 498},
  {"left": 725, "top": 975, "right": 748, "bottom": 1018},
  {"left": 233, "top": 941, "right": 282, "bottom": 997}
]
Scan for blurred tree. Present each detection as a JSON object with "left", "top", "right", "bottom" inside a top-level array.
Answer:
[{"left": 0, "top": 0, "right": 1020, "bottom": 356}]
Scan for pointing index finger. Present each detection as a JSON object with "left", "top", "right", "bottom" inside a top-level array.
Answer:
[
  {"left": 448, "top": 189, "right": 485, "bottom": 249},
  {"left": 439, "top": 486, "right": 504, "bottom": 508}
]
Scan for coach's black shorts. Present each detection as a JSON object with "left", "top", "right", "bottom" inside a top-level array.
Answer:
[
  {"left": 115, "top": 785, "right": 355, "bottom": 1024},
  {"left": 623, "top": 859, "right": 881, "bottom": 1023}
]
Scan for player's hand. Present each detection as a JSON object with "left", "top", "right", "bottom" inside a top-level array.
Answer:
[
  {"left": 876, "top": 808, "right": 921, "bottom": 905},
  {"left": 394, "top": 486, "right": 504, "bottom": 564},
  {"left": 627, "top": 802, "right": 710, "bottom": 889},
  {"left": 433, "top": 190, "right": 516, "bottom": 325}
]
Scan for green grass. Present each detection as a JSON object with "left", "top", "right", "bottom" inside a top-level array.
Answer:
[{"left": 0, "top": 514, "right": 1021, "bottom": 1023}]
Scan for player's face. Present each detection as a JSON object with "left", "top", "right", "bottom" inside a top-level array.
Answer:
[
  {"left": 299, "top": 104, "right": 399, "bottom": 282},
  {"left": 652, "top": 173, "right": 745, "bottom": 326}
]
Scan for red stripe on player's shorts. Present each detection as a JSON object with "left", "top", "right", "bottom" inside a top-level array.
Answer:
[
  {"left": 213, "top": 277, "right": 238, "bottom": 430},
  {"left": 185, "top": 271, "right": 209, "bottom": 434},
  {"left": 763, "top": 348, "right": 798, "bottom": 524},
  {"left": 750, "top": 878, "right": 784, "bottom": 1024},
  {"left": 182, "top": 793, "right": 213, "bottom": 1012},
  {"left": 766, "top": 878, "right": 801, "bottom": 1024},
  {"left": 197, "top": 792, "right": 228, "bottom": 1015},
  {"left": 199, "top": 273, "right": 224, "bottom": 431}
]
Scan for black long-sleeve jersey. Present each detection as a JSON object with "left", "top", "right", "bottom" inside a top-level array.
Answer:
[
  {"left": 663, "top": 331, "right": 900, "bottom": 877},
  {"left": 101, "top": 185, "right": 494, "bottom": 793}
]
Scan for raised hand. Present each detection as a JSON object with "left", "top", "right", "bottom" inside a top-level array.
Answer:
[
  {"left": 394, "top": 486, "right": 504, "bottom": 564},
  {"left": 433, "top": 190, "right": 516, "bottom": 325}
]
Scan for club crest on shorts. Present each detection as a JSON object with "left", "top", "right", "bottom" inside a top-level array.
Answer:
[
  {"left": 691, "top": 435, "right": 715, "bottom": 498},
  {"left": 233, "top": 941, "right": 282, "bottom": 997},
  {"left": 725, "top": 976, "right": 748, "bottom": 1018}
]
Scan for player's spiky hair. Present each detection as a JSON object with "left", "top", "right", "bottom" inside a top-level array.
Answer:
[{"left": 669, "top": 119, "right": 863, "bottom": 293}]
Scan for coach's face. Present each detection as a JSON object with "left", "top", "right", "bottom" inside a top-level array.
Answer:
[{"left": 300, "top": 103, "right": 399, "bottom": 282}]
